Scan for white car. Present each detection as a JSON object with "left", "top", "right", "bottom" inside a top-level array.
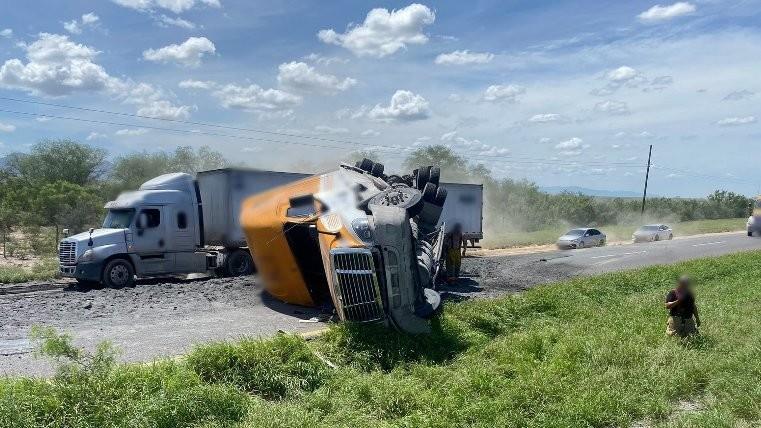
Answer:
[
  {"left": 632, "top": 224, "right": 673, "bottom": 243},
  {"left": 557, "top": 228, "right": 606, "bottom": 249}
]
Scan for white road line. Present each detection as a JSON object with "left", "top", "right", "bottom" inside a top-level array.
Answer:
[
  {"left": 691, "top": 241, "right": 725, "bottom": 247},
  {"left": 591, "top": 251, "right": 647, "bottom": 259}
]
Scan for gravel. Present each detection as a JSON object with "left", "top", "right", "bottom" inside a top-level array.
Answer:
[{"left": 0, "top": 254, "right": 582, "bottom": 377}]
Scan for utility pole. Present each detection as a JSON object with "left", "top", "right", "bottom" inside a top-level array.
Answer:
[{"left": 641, "top": 144, "right": 653, "bottom": 215}]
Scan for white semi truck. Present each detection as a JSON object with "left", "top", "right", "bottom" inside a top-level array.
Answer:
[{"left": 58, "top": 167, "right": 483, "bottom": 288}]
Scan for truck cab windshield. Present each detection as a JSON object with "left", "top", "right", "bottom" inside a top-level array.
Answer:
[{"left": 103, "top": 209, "right": 136, "bottom": 229}]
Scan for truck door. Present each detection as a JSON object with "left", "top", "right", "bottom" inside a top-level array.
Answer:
[
  {"left": 133, "top": 206, "right": 173, "bottom": 274},
  {"left": 170, "top": 204, "right": 202, "bottom": 273}
]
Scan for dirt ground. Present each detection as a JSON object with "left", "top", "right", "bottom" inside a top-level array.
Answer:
[{"left": 0, "top": 254, "right": 571, "bottom": 377}]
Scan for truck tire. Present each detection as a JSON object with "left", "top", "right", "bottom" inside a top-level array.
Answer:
[
  {"left": 433, "top": 186, "right": 447, "bottom": 206},
  {"left": 102, "top": 259, "right": 135, "bottom": 288},
  {"left": 416, "top": 166, "right": 431, "bottom": 190},
  {"left": 357, "top": 158, "right": 374, "bottom": 172},
  {"left": 370, "top": 162, "right": 384, "bottom": 177},
  {"left": 428, "top": 166, "right": 440, "bottom": 186},
  {"left": 422, "top": 182, "right": 437, "bottom": 203},
  {"left": 226, "top": 250, "right": 254, "bottom": 276}
]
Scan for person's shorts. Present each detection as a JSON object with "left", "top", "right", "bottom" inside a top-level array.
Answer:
[{"left": 666, "top": 316, "right": 698, "bottom": 337}]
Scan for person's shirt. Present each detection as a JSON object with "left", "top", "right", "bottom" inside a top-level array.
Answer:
[{"left": 666, "top": 289, "right": 696, "bottom": 318}]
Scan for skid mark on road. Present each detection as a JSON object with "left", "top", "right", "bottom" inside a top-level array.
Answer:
[{"left": 691, "top": 241, "right": 725, "bottom": 247}]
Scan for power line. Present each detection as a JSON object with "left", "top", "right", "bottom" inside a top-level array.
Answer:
[{"left": 0, "top": 96, "right": 644, "bottom": 168}]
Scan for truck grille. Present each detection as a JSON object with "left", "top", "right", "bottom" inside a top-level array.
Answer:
[
  {"left": 331, "top": 249, "right": 384, "bottom": 322},
  {"left": 58, "top": 241, "right": 77, "bottom": 265}
]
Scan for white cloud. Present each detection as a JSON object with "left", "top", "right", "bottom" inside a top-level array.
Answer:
[
  {"left": 111, "top": 0, "right": 220, "bottom": 14},
  {"left": 440, "top": 130, "right": 457, "bottom": 141},
  {"left": 0, "top": 33, "right": 121, "bottom": 96},
  {"left": 0, "top": 29, "right": 12, "bottom": 38},
  {"left": 361, "top": 129, "right": 380, "bottom": 137},
  {"left": 64, "top": 12, "right": 100, "bottom": 34},
  {"left": 115, "top": 128, "right": 149, "bottom": 136},
  {"left": 638, "top": 2, "right": 696, "bottom": 23},
  {"left": 317, "top": 3, "right": 435, "bottom": 58},
  {"left": 0, "top": 33, "right": 188, "bottom": 118},
  {"left": 122, "top": 82, "right": 193, "bottom": 120},
  {"left": 86, "top": 131, "right": 107, "bottom": 140},
  {"left": 212, "top": 83, "right": 302, "bottom": 115},
  {"left": 528, "top": 113, "right": 564, "bottom": 123},
  {"left": 483, "top": 84, "right": 525, "bottom": 102},
  {"left": 435, "top": 50, "right": 494, "bottom": 65},
  {"left": 314, "top": 125, "right": 349, "bottom": 134},
  {"left": 555, "top": 137, "right": 586, "bottom": 156},
  {"left": 158, "top": 15, "right": 196, "bottom": 29},
  {"left": 367, "top": 89, "right": 430, "bottom": 122},
  {"left": 717, "top": 116, "right": 756, "bottom": 126},
  {"left": 303, "top": 53, "right": 348, "bottom": 66},
  {"left": 143, "top": 37, "right": 216, "bottom": 67},
  {"left": 0, "top": 122, "right": 15, "bottom": 132},
  {"left": 723, "top": 90, "right": 754, "bottom": 101},
  {"left": 594, "top": 100, "right": 630, "bottom": 115},
  {"left": 179, "top": 79, "right": 215, "bottom": 89},
  {"left": 606, "top": 66, "right": 639, "bottom": 82},
  {"left": 277, "top": 61, "right": 356, "bottom": 93}
]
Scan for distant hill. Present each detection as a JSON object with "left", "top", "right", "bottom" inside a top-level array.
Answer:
[{"left": 540, "top": 186, "right": 643, "bottom": 198}]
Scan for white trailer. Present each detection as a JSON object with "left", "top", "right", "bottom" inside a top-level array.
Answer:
[{"left": 437, "top": 182, "right": 484, "bottom": 244}]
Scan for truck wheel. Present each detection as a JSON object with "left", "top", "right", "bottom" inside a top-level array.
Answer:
[
  {"left": 748, "top": 230, "right": 753, "bottom": 237},
  {"left": 422, "top": 182, "right": 437, "bottom": 203},
  {"left": 416, "top": 166, "right": 431, "bottom": 190},
  {"left": 102, "top": 259, "right": 135, "bottom": 288},
  {"left": 370, "top": 162, "right": 384, "bottom": 177},
  {"left": 428, "top": 166, "right": 440, "bottom": 186},
  {"left": 434, "top": 186, "right": 448, "bottom": 206},
  {"left": 226, "top": 250, "right": 254, "bottom": 276},
  {"left": 357, "top": 158, "right": 374, "bottom": 172}
]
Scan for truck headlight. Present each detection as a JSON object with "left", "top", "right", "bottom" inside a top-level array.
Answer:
[
  {"left": 351, "top": 218, "right": 374, "bottom": 243},
  {"left": 78, "top": 249, "right": 95, "bottom": 262}
]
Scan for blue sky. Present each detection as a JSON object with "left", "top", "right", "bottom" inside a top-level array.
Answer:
[{"left": 0, "top": 0, "right": 759, "bottom": 196}]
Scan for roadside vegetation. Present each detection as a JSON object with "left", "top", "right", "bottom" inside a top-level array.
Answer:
[
  {"left": 3, "top": 251, "right": 761, "bottom": 427},
  {"left": 0, "top": 140, "right": 751, "bottom": 282},
  {"left": 486, "top": 217, "right": 747, "bottom": 248}
]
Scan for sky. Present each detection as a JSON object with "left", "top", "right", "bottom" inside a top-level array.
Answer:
[{"left": 0, "top": 0, "right": 759, "bottom": 197}]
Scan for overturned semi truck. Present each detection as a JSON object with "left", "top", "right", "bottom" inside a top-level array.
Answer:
[{"left": 240, "top": 159, "right": 447, "bottom": 333}]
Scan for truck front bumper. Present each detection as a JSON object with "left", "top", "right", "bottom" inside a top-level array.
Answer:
[{"left": 59, "top": 261, "right": 102, "bottom": 282}]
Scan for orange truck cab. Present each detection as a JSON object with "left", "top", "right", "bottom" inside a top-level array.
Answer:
[{"left": 240, "top": 159, "right": 447, "bottom": 333}]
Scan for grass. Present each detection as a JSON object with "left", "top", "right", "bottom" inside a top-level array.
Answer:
[
  {"left": 485, "top": 217, "right": 747, "bottom": 248},
  {"left": 4, "top": 251, "right": 761, "bottom": 427},
  {"left": 0, "top": 258, "right": 58, "bottom": 284}
]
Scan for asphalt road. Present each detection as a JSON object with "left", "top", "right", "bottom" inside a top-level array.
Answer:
[
  {"left": 2, "top": 231, "right": 759, "bottom": 376},
  {"left": 539, "top": 231, "right": 760, "bottom": 274}
]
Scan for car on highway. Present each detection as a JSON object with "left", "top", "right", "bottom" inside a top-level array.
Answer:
[
  {"left": 632, "top": 224, "right": 673, "bottom": 242},
  {"left": 556, "top": 228, "right": 606, "bottom": 249}
]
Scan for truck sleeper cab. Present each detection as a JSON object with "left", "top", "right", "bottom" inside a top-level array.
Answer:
[{"left": 240, "top": 160, "right": 446, "bottom": 333}]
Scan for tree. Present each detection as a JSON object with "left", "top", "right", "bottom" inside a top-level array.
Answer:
[
  {"left": 403, "top": 145, "right": 481, "bottom": 182},
  {"left": 108, "top": 145, "right": 227, "bottom": 194},
  {"left": 3, "top": 139, "right": 107, "bottom": 186}
]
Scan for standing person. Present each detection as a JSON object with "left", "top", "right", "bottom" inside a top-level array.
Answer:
[
  {"left": 444, "top": 223, "right": 464, "bottom": 284},
  {"left": 665, "top": 275, "right": 701, "bottom": 337}
]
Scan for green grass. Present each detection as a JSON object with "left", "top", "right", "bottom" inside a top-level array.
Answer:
[
  {"left": 485, "top": 217, "right": 747, "bottom": 248},
  {"left": 0, "top": 258, "right": 58, "bottom": 284},
  {"left": 4, "top": 251, "right": 761, "bottom": 427}
]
